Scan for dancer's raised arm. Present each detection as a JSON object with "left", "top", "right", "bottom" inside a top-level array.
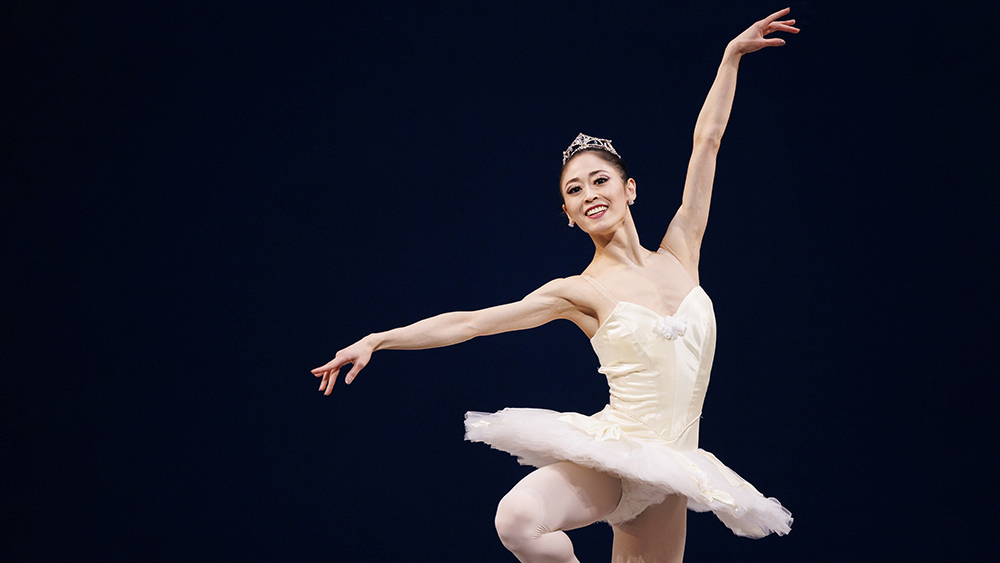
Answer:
[
  {"left": 313, "top": 278, "right": 588, "bottom": 393},
  {"left": 660, "top": 8, "right": 799, "bottom": 274}
]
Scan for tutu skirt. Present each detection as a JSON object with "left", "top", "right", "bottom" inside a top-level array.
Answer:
[{"left": 465, "top": 407, "right": 792, "bottom": 538}]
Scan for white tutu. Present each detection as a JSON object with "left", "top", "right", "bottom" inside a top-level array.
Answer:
[{"left": 466, "top": 407, "right": 792, "bottom": 538}]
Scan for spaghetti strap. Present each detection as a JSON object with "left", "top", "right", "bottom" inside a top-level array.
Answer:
[
  {"left": 659, "top": 246, "right": 697, "bottom": 287},
  {"left": 582, "top": 275, "right": 619, "bottom": 305}
]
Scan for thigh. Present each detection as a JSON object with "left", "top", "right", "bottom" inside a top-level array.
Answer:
[{"left": 503, "top": 461, "right": 623, "bottom": 532}]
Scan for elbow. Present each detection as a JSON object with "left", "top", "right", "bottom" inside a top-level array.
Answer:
[
  {"left": 459, "top": 312, "right": 488, "bottom": 340},
  {"left": 458, "top": 320, "right": 481, "bottom": 341},
  {"left": 693, "top": 129, "right": 723, "bottom": 149}
]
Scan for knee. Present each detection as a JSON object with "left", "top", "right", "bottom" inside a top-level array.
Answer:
[{"left": 495, "top": 490, "right": 545, "bottom": 550}]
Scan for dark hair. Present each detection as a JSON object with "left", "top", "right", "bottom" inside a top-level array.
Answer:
[{"left": 559, "top": 149, "right": 630, "bottom": 199}]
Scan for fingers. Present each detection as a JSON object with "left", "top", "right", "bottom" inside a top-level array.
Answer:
[
  {"left": 762, "top": 7, "right": 791, "bottom": 25},
  {"left": 313, "top": 356, "right": 345, "bottom": 393},
  {"left": 342, "top": 362, "right": 366, "bottom": 386},
  {"left": 759, "top": 17, "right": 799, "bottom": 41},
  {"left": 312, "top": 357, "right": 367, "bottom": 394},
  {"left": 312, "top": 357, "right": 344, "bottom": 375},
  {"left": 318, "top": 366, "right": 341, "bottom": 393},
  {"left": 769, "top": 21, "right": 800, "bottom": 34},
  {"left": 323, "top": 370, "right": 336, "bottom": 394},
  {"left": 320, "top": 363, "right": 363, "bottom": 395}
]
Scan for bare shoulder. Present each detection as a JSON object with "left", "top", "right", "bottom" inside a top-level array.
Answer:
[
  {"left": 654, "top": 244, "right": 700, "bottom": 285},
  {"left": 528, "top": 276, "right": 596, "bottom": 310},
  {"left": 529, "top": 276, "right": 602, "bottom": 335}
]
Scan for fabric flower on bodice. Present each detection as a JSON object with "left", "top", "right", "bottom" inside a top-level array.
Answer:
[{"left": 654, "top": 314, "right": 688, "bottom": 340}]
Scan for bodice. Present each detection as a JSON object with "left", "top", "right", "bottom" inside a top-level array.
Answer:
[{"left": 583, "top": 286, "right": 717, "bottom": 450}]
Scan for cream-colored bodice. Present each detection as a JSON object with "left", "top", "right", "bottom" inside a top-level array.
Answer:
[{"left": 559, "top": 287, "right": 717, "bottom": 451}]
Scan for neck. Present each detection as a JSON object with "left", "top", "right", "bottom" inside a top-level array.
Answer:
[{"left": 588, "top": 212, "right": 648, "bottom": 267}]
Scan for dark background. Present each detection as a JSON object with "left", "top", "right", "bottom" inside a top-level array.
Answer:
[{"left": 4, "top": 1, "right": 998, "bottom": 561}]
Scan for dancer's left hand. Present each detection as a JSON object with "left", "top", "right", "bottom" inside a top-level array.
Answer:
[{"left": 728, "top": 7, "right": 800, "bottom": 55}]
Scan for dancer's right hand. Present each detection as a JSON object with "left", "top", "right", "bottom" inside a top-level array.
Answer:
[{"left": 312, "top": 338, "right": 374, "bottom": 394}]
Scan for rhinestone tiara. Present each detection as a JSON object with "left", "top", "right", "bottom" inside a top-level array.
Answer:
[{"left": 562, "top": 132, "right": 621, "bottom": 165}]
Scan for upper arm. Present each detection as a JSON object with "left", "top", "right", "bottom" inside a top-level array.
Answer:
[
  {"left": 466, "top": 278, "right": 585, "bottom": 337},
  {"left": 660, "top": 140, "right": 720, "bottom": 276}
]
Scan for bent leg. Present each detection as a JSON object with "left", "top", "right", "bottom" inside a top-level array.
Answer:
[
  {"left": 611, "top": 494, "right": 687, "bottom": 563},
  {"left": 495, "top": 462, "right": 622, "bottom": 563}
]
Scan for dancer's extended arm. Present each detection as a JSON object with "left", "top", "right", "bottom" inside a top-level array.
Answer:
[
  {"left": 312, "top": 278, "right": 584, "bottom": 393},
  {"left": 660, "top": 8, "right": 798, "bottom": 275}
]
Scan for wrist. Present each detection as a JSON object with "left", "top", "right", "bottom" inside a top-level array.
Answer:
[
  {"left": 723, "top": 42, "right": 743, "bottom": 63},
  {"left": 365, "top": 332, "right": 385, "bottom": 351}
]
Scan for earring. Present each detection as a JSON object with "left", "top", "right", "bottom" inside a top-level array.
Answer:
[
  {"left": 568, "top": 219, "right": 575, "bottom": 227},
  {"left": 628, "top": 199, "right": 634, "bottom": 206}
]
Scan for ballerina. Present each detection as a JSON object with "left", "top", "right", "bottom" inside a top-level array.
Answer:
[{"left": 313, "top": 9, "right": 799, "bottom": 562}]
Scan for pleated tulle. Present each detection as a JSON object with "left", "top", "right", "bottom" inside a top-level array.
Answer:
[{"left": 466, "top": 407, "right": 792, "bottom": 538}]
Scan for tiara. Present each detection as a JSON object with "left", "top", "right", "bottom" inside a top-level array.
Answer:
[{"left": 562, "top": 132, "right": 621, "bottom": 165}]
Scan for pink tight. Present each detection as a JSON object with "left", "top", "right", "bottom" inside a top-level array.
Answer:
[{"left": 494, "top": 462, "right": 686, "bottom": 563}]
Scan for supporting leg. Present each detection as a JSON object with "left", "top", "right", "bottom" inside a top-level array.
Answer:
[
  {"left": 611, "top": 494, "right": 687, "bottom": 563},
  {"left": 494, "top": 462, "right": 622, "bottom": 563}
]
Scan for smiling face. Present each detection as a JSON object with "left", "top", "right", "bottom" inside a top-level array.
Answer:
[{"left": 561, "top": 151, "right": 636, "bottom": 233}]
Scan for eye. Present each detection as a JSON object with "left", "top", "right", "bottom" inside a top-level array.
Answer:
[
  {"left": 594, "top": 177, "right": 608, "bottom": 185},
  {"left": 566, "top": 185, "right": 581, "bottom": 194}
]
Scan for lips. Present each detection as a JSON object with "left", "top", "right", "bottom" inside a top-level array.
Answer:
[{"left": 585, "top": 204, "right": 608, "bottom": 218}]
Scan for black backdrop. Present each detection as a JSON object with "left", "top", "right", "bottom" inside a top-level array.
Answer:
[{"left": 5, "top": 1, "right": 998, "bottom": 561}]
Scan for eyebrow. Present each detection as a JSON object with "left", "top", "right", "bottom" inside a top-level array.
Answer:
[{"left": 563, "top": 169, "right": 611, "bottom": 189}]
